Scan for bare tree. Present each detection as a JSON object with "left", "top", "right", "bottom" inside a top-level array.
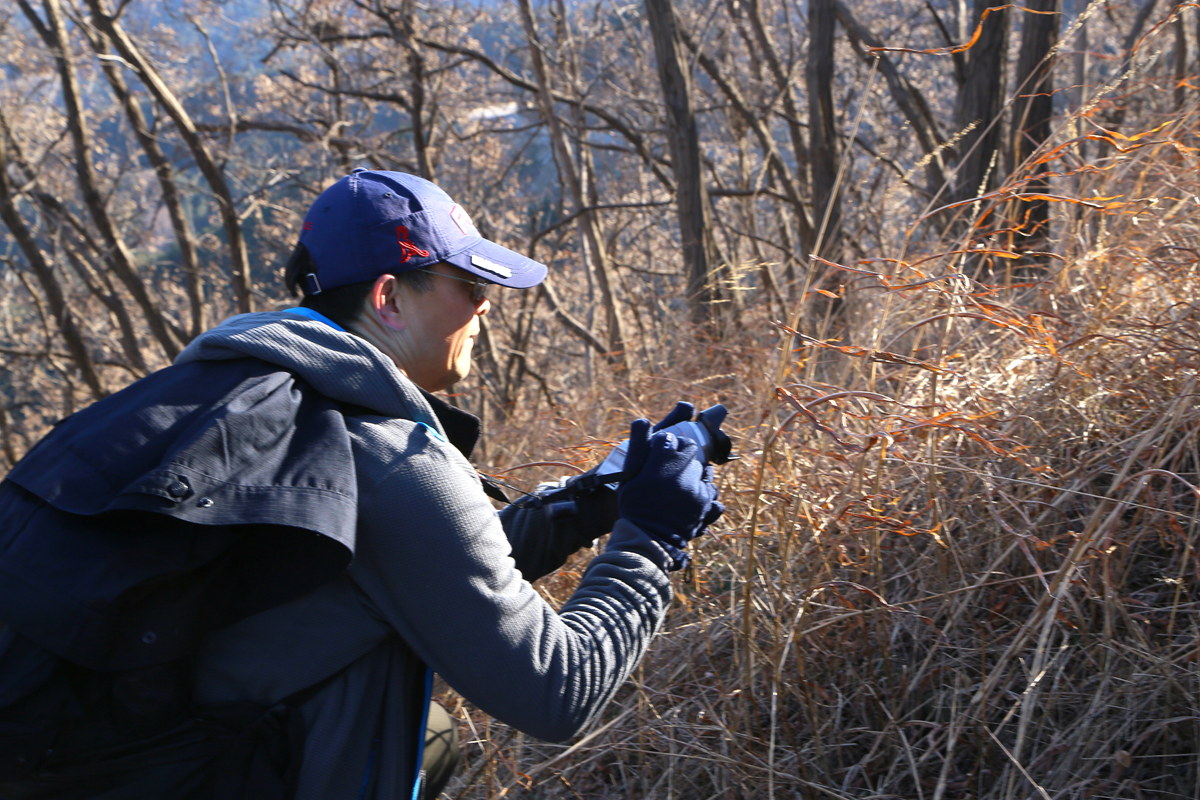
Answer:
[
  {"left": 0, "top": 122, "right": 105, "bottom": 401},
  {"left": 84, "top": 0, "right": 255, "bottom": 315},
  {"left": 518, "top": 0, "right": 628, "bottom": 366},
  {"left": 807, "top": 0, "right": 842, "bottom": 262},
  {"left": 1010, "top": 0, "right": 1061, "bottom": 259},
  {"left": 835, "top": 1, "right": 947, "bottom": 198},
  {"left": 644, "top": 0, "right": 722, "bottom": 326},
  {"left": 952, "top": 0, "right": 1011, "bottom": 208},
  {"left": 19, "top": 0, "right": 183, "bottom": 362},
  {"left": 1, "top": 0, "right": 1163, "bottom": 470},
  {"left": 80, "top": 18, "right": 207, "bottom": 338},
  {"left": 728, "top": 0, "right": 818, "bottom": 265}
]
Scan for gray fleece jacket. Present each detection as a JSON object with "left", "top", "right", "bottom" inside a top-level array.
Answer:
[{"left": 186, "top": 311, "right": 673, "bottom": 800}]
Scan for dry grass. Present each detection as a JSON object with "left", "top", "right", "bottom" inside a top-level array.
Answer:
[{"left": 445, "top": 87, "right": 1200, "bottom": 799}]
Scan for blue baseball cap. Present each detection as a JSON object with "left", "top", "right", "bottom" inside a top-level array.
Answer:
[{"left": 297, "top": 169, "right": 547, "bottom": 294}]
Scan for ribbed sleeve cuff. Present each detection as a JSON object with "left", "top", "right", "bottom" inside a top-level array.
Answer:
[{"left": 604, "top": 519, "right": 673, "bottom": 572}]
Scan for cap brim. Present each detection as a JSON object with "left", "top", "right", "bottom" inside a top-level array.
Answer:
[{"left": 444, "top": 239, "right": 547, "bottom": 289}]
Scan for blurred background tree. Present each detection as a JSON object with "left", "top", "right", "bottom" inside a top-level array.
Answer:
[
  {"left": 6, "top": 0, "right": 1154, "bottom": 452},
  {"left": 3, "top": 1, "right": 1199, "bottom": 797}
]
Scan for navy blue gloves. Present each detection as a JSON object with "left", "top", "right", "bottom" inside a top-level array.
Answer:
[
  {"left": 513, "top": 403, "right": 710, "bottom": 555},
  {"left": 612, "top": 417, "right": 724, "bottom": 571},
  {"left": 652, "top": 401, "right": 695, "bottom": 432}
]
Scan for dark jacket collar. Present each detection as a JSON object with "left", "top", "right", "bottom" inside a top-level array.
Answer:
[
  {"left": 419, "top": 390, "right": 511, "bottom": 503},
  {"left": 419, "top": 390, "right": 481, "bottom": 459}
]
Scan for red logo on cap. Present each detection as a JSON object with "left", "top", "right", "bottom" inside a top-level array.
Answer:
[{"left": 395, "top": 225, "right": 430, "bottom": 263}]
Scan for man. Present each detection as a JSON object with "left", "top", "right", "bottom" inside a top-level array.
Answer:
[{"left": 0, "top": 169, "right": 722, "bottom": 799}]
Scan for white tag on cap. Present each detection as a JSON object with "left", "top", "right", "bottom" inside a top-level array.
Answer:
[
  {"left": 448, "top": 204, "right": 476, "bottom": 236},
  {"left": 471, "top": 253, "right": 513, "bottom": 279}
]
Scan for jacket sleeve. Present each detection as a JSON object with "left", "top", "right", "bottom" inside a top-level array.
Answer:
[
  {"left": 347, "top": 420, "right": 671, "bottom": 743},
  {"left": 497, "top": 476, "right": 619, "bottom": 581}
]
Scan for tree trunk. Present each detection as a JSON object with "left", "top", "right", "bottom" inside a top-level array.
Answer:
[
  {"left": 1173, "top": 2, "right": 1188, "bottom": 111},
  {"left": 953, "top": 0, "right": 1011, "bottom": 206},
  {"left": 644, "top": 0, "right": 722, "bottom": 326},
  {"left": 1011, "top": 0, "right": 1060, "bottom": 258},
  {"left": 381, "top": 0, "right": 434, "bottom": 180},
  {"left": 807, "top": 0, "right": 842, "bottom": 260}
]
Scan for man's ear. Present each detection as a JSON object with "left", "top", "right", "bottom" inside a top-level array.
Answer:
[{"left": 369, "top": 273, "right": 406, "bottom": 331}]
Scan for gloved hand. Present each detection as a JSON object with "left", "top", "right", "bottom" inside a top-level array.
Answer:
[
  {"left": 610, "top": 418, "right": 724, "bottom": 571},
  {"left": 551, "top": 401, "right": 694, "bottom": 522},
  {"left": 652, "top": 401, "right": 695, "bottom": 432},
  {"left": 514, "top": 402, "right": 707, "bottom": 553},
  {"left": 595, "top": 401, "right": 695, "bottom": 484}
]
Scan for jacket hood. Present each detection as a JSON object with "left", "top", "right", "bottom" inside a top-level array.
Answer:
[{"left": 176, "top": 310, "right": 438, "bottom": 429}]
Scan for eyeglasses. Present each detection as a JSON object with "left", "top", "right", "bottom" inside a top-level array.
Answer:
[{"left": 415, "top": 268, "right": 491, "bottom": 303}]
